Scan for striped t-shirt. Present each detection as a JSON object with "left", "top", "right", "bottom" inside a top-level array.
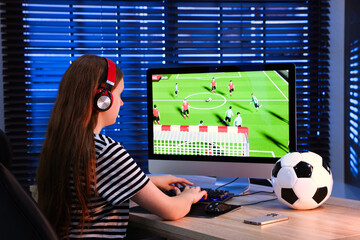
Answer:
[{"left": 67, "top": 133, "right": 149, "bottom": 239}]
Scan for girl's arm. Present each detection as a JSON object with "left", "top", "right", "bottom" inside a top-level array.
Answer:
[{"left": 131, "top": 180, "right": 207, "bottom": 221}]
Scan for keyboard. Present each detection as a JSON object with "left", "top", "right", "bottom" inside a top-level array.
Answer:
[{"left": 163, "top": 187, "right": 234, "bottom": 203}]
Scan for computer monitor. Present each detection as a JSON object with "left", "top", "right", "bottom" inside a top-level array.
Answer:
[{"left": 147, "top": 63, "right": 296, "bottom": 182}]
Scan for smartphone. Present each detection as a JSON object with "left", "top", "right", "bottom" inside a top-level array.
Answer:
[{"left": 244, "top": 213, "right": 289, "bottom": 225}]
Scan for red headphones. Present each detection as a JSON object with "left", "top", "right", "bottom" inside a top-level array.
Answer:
[{"left": 94, "top": 58, "right": 116, "bottom": 112}]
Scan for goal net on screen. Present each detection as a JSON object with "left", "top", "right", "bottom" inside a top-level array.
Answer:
[{"left": 153, "top": 125, "right": 249, "bottom": 157}]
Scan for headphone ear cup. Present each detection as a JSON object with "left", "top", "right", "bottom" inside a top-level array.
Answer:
[{"left": 94, "top": 87, "right": 113, "bottom": 112}]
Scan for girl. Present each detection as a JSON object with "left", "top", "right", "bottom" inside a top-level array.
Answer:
[{"left": 37, "top": 54, "right": 207, "bottom": 239}]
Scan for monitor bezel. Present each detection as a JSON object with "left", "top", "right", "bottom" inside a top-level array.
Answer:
[{"left": 147, "top": 63, "right": 297, "bottom": 166}]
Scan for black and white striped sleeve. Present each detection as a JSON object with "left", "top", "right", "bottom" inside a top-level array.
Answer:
[{"left": 95, "top": 139, "right": 149, "bottom": 205}]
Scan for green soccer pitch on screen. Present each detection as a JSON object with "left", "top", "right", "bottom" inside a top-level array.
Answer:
[{"left": 147, "top": 63, "right": 297, "bottom": 167}]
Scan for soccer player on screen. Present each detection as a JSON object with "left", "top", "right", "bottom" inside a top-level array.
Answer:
[
  {"left": 211, "top": 77, "right": 216, "bottom": 93},
  {"left": 182, "top": 98, "right": 190, "bottom": 119},
  {"left": 250, "top": 93, "right": 263, "bottom": 112},
  {"left": 229, "top": 80, "right": 234, "bottom": 96},
  {"left": 224, "top": 106, "right": 234, "bottom": 126},
  {"left": 234, "top": 112, "right": 242, "bottom": 127},
  {"left": 205, "top": 144, "right": 213, "bottom": 156},
  {"left": 174, "top": 83, "right": 178, "bottom": 97},
  {"left": 153, "top": 105, "right": 160, "bottom": 124}
]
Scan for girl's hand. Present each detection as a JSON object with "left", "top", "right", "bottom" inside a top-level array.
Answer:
[
  {"left": 149, "top": 174, "right": 193, "bottom": 191},
  {"left": 176, "top": 186, "right": 208, "bottom": 204}
]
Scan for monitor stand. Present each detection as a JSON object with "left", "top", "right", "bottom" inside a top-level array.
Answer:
[
  {"left": 213, "top": 177, "right": 250, "bottom": 195},
  {"left": 249, "top": 178, "right": 274, "bottom": 192}
]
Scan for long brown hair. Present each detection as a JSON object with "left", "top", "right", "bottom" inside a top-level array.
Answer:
[{"left": 37, "top": 54, "right": 123, "bottom": 237}]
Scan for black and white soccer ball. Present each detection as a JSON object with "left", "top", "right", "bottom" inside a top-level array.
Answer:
[{"left": 271, "top": 151, "right": 333, "bottom": 210}]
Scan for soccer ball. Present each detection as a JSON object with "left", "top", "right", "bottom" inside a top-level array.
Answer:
[{"left": 271, "top": 151, "right": 333, "bottom": 210}]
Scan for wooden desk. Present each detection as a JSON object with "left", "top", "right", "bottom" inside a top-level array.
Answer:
[{"left": 129, "top": 193, "right": 360, "bottom": 240}]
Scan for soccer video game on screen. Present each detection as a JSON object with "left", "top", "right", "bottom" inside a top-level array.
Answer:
[{"left": 151, "top": 69, "right": 290, "bottom": 159}]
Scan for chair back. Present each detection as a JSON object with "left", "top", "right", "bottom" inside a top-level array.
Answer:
[{"left": 0, "top": 129, "right": 58, "bottom": 240}]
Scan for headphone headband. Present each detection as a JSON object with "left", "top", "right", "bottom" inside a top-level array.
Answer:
[{"left": 104, "top": 57, "right": 116, "bottom": 88}]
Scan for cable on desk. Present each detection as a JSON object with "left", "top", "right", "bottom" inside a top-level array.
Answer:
[
  {"left": 234, "top": 190, "right": 275, "bottom": 197},
  {"left": 240, "top": 197, "right": 278, "bottom": 206},
  {"left": 232, "top": 189, "right": 277, "bottom": 206},
  {"left": 212, "top": 178, "right": 275, "bottom": 202}
]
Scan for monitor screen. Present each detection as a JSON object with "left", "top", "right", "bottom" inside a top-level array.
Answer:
[{"left": 147, "top": 63, "right": 296, "bottom": 179}]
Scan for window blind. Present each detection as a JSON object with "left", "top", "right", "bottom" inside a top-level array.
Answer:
[
  {"left": 1, "top": 0, "right": 330, "bottom": 190},
  {"left": 345, "top": 0, "right": 360, "bottom": 187}
]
